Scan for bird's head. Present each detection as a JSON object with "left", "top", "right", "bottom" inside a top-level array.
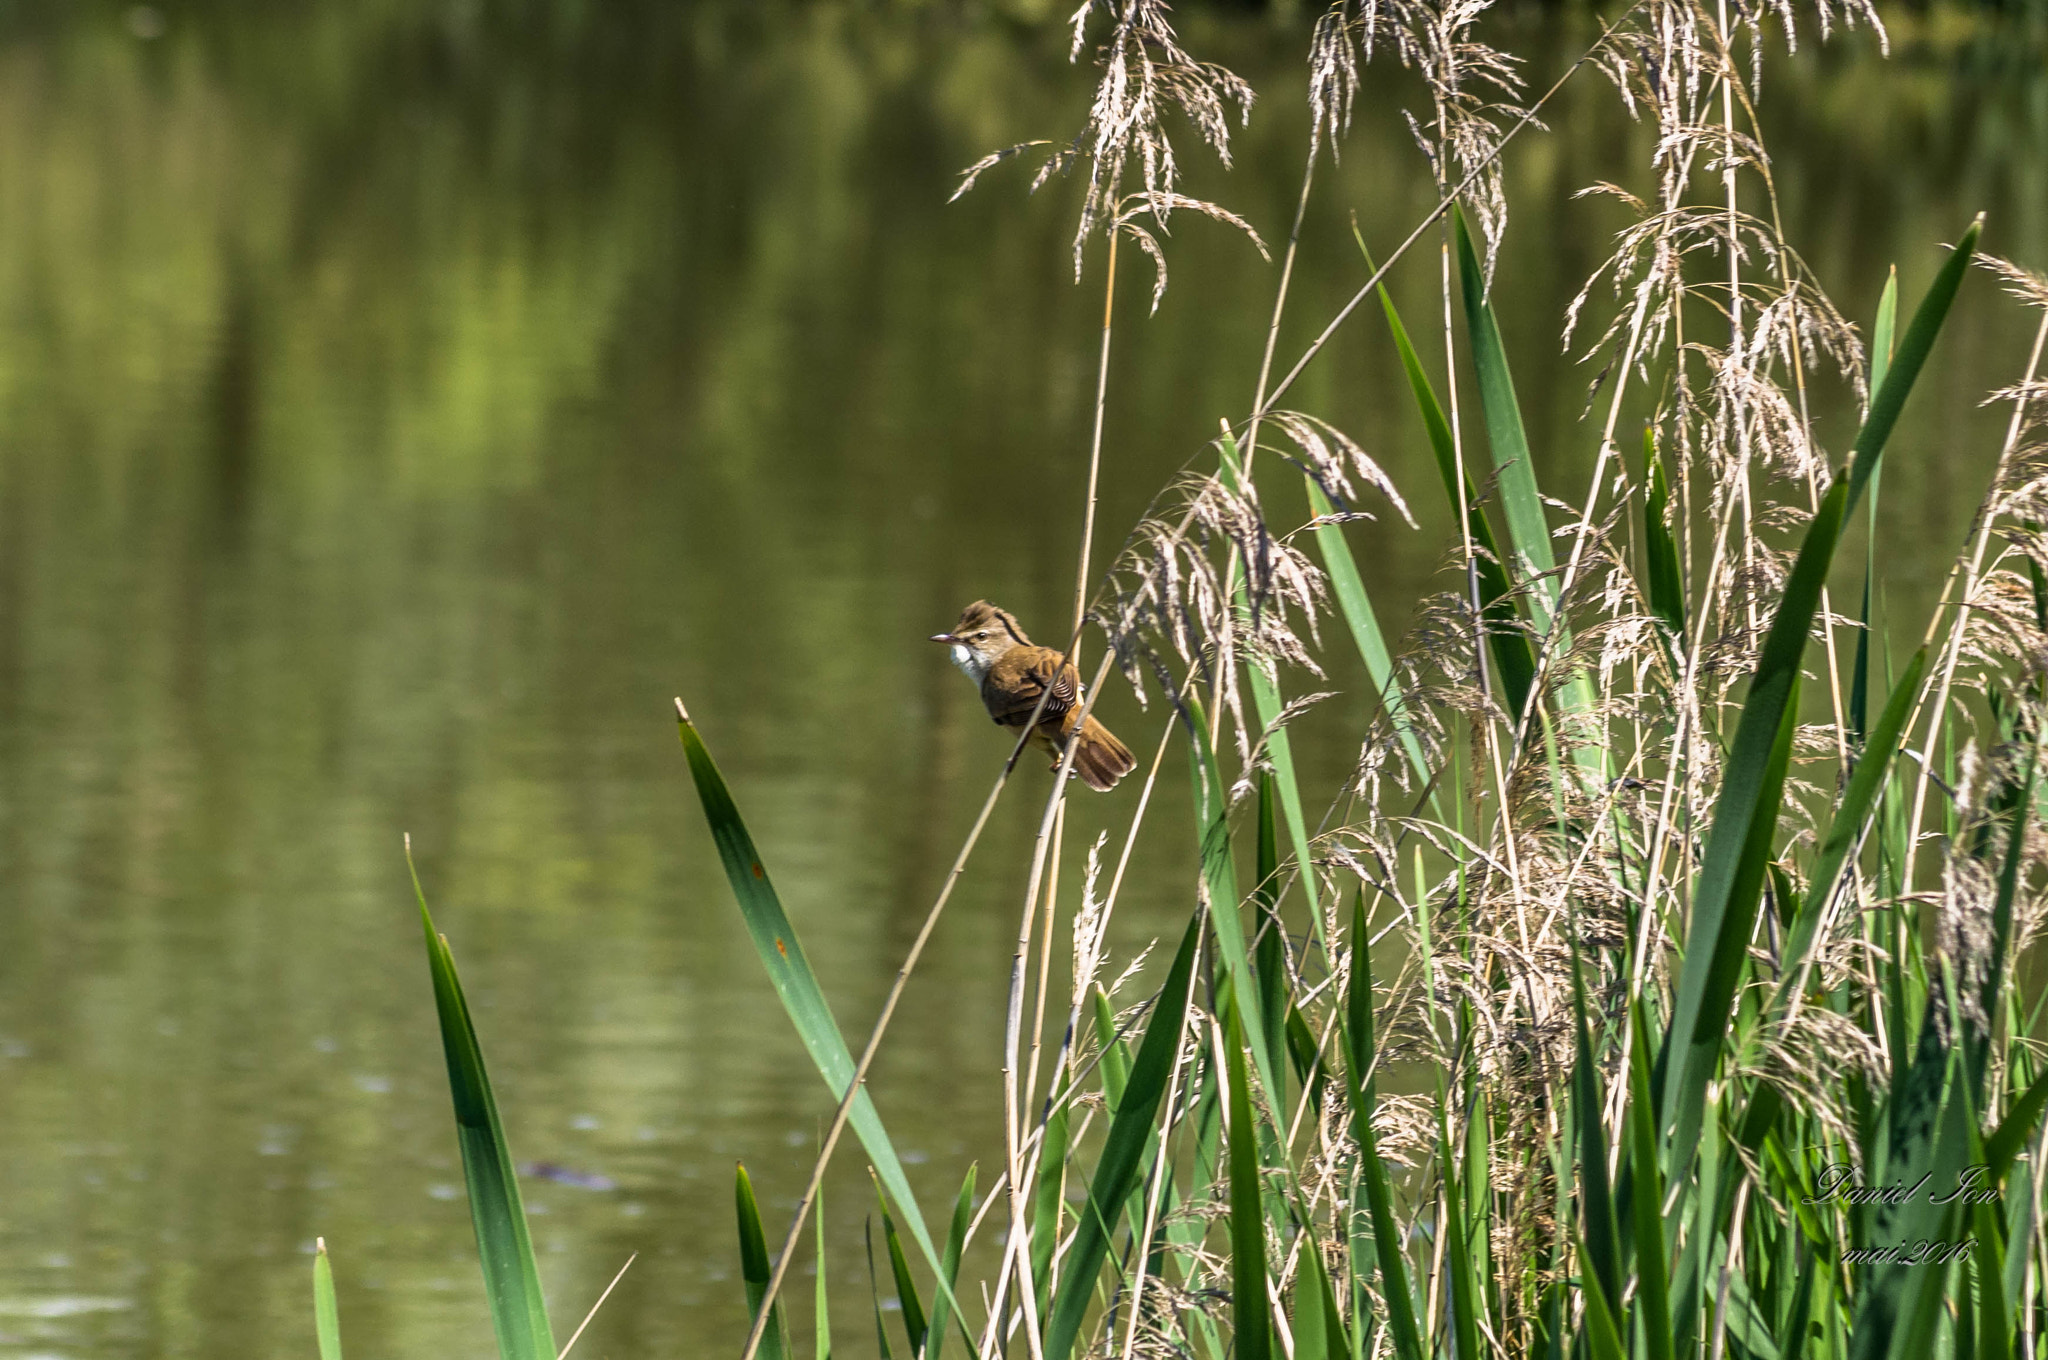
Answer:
[{"left": 929, "top": 600, "right": 1031, "bottom": 682}]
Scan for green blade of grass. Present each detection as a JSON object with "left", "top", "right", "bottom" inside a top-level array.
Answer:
[
  {"left": 1288, "top": 1222, "right": 1350, "bottom": 1360},
  {"left": 1029, "top": 1097, "right": 1069, "bottom": 1320},
  {"left": 313, "top": 1238, "right": 343, "bottom": 1360},
  {"left": 864, "top": 1222, "right": 896, "bottom": 1360},
  {"left": 1253, "top": 772, "right": 1292, "bottom": 1096},
  {"left": 1661, "top": 221, "right": 1980, "bottom": 1188},
  {"left": 1661, "top": 674, "right": 1800, "bottom": 1216},
  {"left": 1642, "top": 427, "right": 1687, "bottom": 645},
  {"left": 1626, "top": 1005, "right": 1674, "bottom": 1360},
  {"left": 1570, "top": 951, "right": 1620, "bottom": 1312},
  {"left": 1224, "top": 997, "right": 1273, "bottom": 1360},
  {"left": 1984, "top": 1063, "right": 2048, "bottom": 1183},
  {"left": 874, "top": 1178, "right": 928, "bottom": 1359},
  {"left": 1185, "top": 695, "right": 1284, "bottom": 1108},
  {"left": 1363, "top": 229, "right": 1537, "bottom": 718},
  {"left": 1850, "top": 268, "right": 1899, "bottom": 742},
  {"left": 408, "top": 852, "right": 555, "bottom": 1360},
  {"left": 815, "top": 1190, "right": 832, "bottom": 1360},
  {"left": 1435, "top": 1096, "right": 1482, "bottom": 1360},
  {"left": 738, "top": 1165, "right": 792, "bottom": 1360},
  {"left": 1769, "top": 648, "right": 1928, "bottom": 1024},
  {"left": 1578, "top": 1245, "right": 1629, "bottom": 1360},
  {"left": 1305, "top": 476, "right": 1432, "bottom": 785},
  {"left": 675, "top": 704, "right": 950, "bottom": 1293},
  {"left": 1453, "top": 208, "right": 1605, "bottom": 760},
  {"left": 1452, "top": 207, "right": 1557, "bottom": 621},
  {"left": 1341, "top": 895, "right": 1425, "bottom": 1360},
  {"left": 1968, "top": 745, "right": 2039, "bottom": 1105},
  {"left": 923, "top": 1165, "right": 974, "bottom": 1360},
  {"left": 1042, "top": 910, "right": 1204, "bottom": 1360},
  {"left": 1219, "top": 429, "right": 1324, "bottom": 936}
]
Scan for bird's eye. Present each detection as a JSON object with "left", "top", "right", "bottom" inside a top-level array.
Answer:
[{"left": 975, "top": 631, "right": 987, "bottom": 639}]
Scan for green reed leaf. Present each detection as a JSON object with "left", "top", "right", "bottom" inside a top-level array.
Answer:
[
  {"left": 1220, "top": 430, "right": 1323, "bottom": 935},
  {"left": 1364, "top": 229, "right": 1536, "bottom": 718},
  {"left": 1578, "top": 1245, "right": 1629, "bottom": 1360},
  {"left": 1224, "top": 998, "right": 1273, "bottom": 1360},
  {"left": 1030, "top": 1097, "right": 1068, "bottom": 1320},
  {"left": 864, "top": 1222, "right": 895, "bottom": 1360},
  {"left": 1452, "top": 207, "right": 1556, "bottom": 623},
  {"left": 875, "top": 1178, "right": 927, "bottom": 1360},
  {"left": 1570, "top": 951, "right": 1620, "bottom": 1313},
  {"left": 738, "top": 1164, "right": 792, "bottom": 1360},
  {"left": 1342, "top": 895, "right": 1424, "bottom": 1360},
  {"left": 674, "top": 703, "right": 952, "bottom": 1301},
  {"left": 1254, "top": 772, "right": 1292, "bottom": 1095},
  {"left": 313, "top": 1239, "right": 343, "bottom": 1360},
  {"left": 1288, "top": 1221, "right": 1350, "bottom": 1360},
  {"left": 1851, "top": 267, "right": 1899, "bottom": 742},
  {"left": 923, "top": 1165, "right": 975, "bottom": 1360},
  {"left": 1185, "top": 695, "right": 1283, "bottom": 1107},
  {"left": 1984, "top": 1063, "right": 2048, "bottom": 1185},
  {"left": 1626, "top": 1005, "right": 1674, "bottom": 1360},
  {"left": 1770, "top": 648, "right": 1928, "bottom": 1025},
  {"left": 1305, "top": 475, "right": 1432, "bottom": 783},
  {"left": 1043, "top": 910, "right": 1203, "bottom": 1360},
  {"left": 1642, "top": 427, "right": 1686, "bottom": 645},
  {"left": 815, "top": 1191, "right": 832, "bottom": 1360},
  {"left": 408, "top": 852, "right": 555, "bottom": 1360}
]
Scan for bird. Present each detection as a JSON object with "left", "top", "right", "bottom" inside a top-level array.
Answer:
[{"left": 930, "top": 600, "right": 1136, "bottom": 792}]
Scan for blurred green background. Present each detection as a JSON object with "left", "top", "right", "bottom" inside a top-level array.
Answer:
[{"left": 0, "top": 1, "right": 2040, "bottom": 1355}]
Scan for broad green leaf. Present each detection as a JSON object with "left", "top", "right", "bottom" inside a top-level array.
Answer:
[
  {"left": 1042, "top": 911, "right": 1203, "bottom": 1360},
  {"left": 1578, "top": 1250, "right": 1629, "bottom": 1360},
  {"left": 1342, "top": 895, "right": 1425, "bottom": 1360},
  {"left": 737, "top": 1165, "right": 792, "bottom": 1360},
  {"left": 313, "top": 1239, "right": 343, "bottom": 1360},
  {"left": 1219, "top": 430, "right": 1324, "bottom": 936},
  {"left": 1570, "top": 951, "right": 1620, "bottom": 1311},
  {"left": 1224, "top": 999, "right": 1273, "bottom": 1360},
  {"left": 1626, "top": 1006, "right": 1673, "bottom": 1360},
  {"left": 409, "top": 856, "right": 555, "bottom": 1360},
  {"left": 1769, "top": 648, "right": 1929, "bottom": 1025},
  {"left": 1305, "top": 475, "right": 1431, "bottom": 784},
  {"left": 815, "top": 1191, "right": 832, "bottom": 1360},
  {"left": 1288, "top": 1225, "right": 1350, "bottom": 1360},
  {"left": 1642, "top": 427, "right": 1686, "bottom": 645},
  {"left": 1253, "top": 772, "right": 1293, "bottom": 1094},
  {"left": 675, "top": 705, "right": 952, "bottom": 1300},
  {"left": 923, "top": 1166, "right": 975, "bottom": 1360},
  {"left": 1185, "top": 695, "right": 1284, "bottom": 1105},
  {"left": 1984, "top": 1063, "right": 2048, "bottom": 1183},
  {"left": 1364, "top": 229, "right": 1536, "bottom": 718},
  {"left": 874, "top": 1179, "right": 927, "bottom": 1359},
  {"left": 1452, "top": 207, "right": 1557, "bottom": 621},
  {"left": 1850, "top": 268, "right": 1899, "bottom": 742}
]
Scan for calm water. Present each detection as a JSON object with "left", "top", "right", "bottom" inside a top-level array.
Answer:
[{"left": 0, "top": 3, "right": 2041, "bottom": 1356}]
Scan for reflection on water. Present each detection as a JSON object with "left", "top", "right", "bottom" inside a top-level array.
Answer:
[{"left": 0, "top": 3, "right": 2039, "bottom": 1355}]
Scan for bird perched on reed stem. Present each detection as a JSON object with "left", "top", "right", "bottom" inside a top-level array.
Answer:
[{"left": 930, "top": 601, "right": 1136, "bottom": 791}]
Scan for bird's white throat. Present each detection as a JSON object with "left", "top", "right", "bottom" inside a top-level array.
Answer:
[{"left": 949, "top": 643, "right": 991, "bottom": 684}]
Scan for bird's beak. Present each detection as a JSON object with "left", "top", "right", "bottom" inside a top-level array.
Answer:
[{"left": 929, "top": 632, "right": 957, "bottom": 644}]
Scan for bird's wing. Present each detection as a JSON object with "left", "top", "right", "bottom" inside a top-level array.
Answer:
[{"left": 983, "top": 647, "right": 1080, "bottom": 725}]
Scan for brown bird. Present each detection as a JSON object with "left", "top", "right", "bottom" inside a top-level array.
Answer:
[{"left": 930, "top": 601, "right": 1136, "bottom": 792}]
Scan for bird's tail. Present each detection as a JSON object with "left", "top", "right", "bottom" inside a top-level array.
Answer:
[{"left": 1069, "top": 715, "right": 1136, "bottom": 792}]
